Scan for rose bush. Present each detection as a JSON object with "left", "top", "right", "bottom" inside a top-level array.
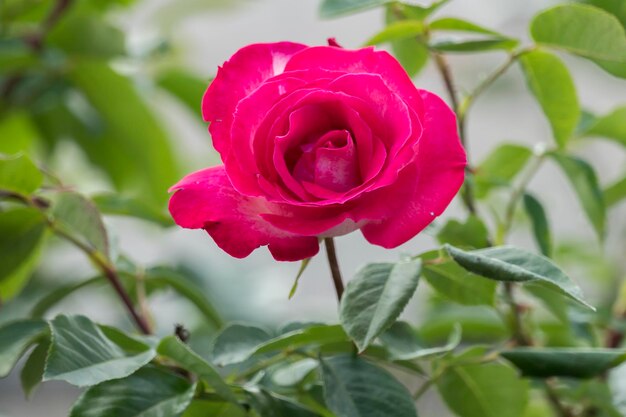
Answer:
[{"left": 169, "top": 42, "right": 466, "bottom": 261}]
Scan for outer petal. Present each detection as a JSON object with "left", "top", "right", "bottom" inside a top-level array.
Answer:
[
  {"left": 169, "top": 166, "right": 319, "bottom": 261},
  {"left": 202, "top": 42, "right": 307, "bottom": 156},
  {"left": 360, "top": 90, "right": 466, "bottom": 247}
]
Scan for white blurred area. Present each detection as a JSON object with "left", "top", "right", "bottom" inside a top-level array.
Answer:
[{"left": 2, "top": 0, "right": 626, "bottom": 416}]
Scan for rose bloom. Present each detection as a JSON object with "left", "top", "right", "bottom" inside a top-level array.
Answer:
[{"left": 169, "top": 42, "right": 466, "bottom": 261}]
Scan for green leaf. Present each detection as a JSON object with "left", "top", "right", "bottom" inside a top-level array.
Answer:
[
  {"left": 182, "top": 401, "right": 247, "bottom": 417},
  {"left": 52, "top": 192, "right": 109, "bottom": 256},
  {"left": 20, "top": 339, "right": 49, "bottom": 398},
  {"left": 31, "top": 276, "right": 105, "bottom": 317},
  {"left": 422, "top": 260, "right": 497, "bottom": 306},
  {"left": 436, "top": 216, "right": 490, "bottom": 249},
  {"left": 144, "top": 267, "right": 223, "bottom": 329},
  {"left": 247, "top": 389, "right": 320, "bottom": 417},
  {"left": 605, "top": 175, "right": 626, "bottom": 207},
  {"left": 383, "top": 3, "right": 430, "bottom": 77},
  {"left": 158, "top": 336, "right": 241, "bottom": 407},
  {"left": 582, "top": 0, "right": 626, "bottom": 27},
  {"left": 519, "top": 50, "right": 580, "bottom": 148},
  {"left": 523, "top": 193, "right": 552, "bottom": 257},
  {"left": 289, "top": 258, "right": 312, "bottom": 299},
  {"left": 474, "top": 143, "right": 533, "bottom": 198},
  {"left": 531, "top": 4, "right": 626, "bottom": 62},
  {"left": 437, "top": 362, "right": 529, "bottom": 417},
  {"left": 0, "top": 208, "right": 47, "bottom": 300},
  {"left": 523, "top": 283, "right": 570, "bottom": 323},
  {"left": 0, "top": 153, "right": 42, "bottom": 195},
  {"left": 319, "top": 0, "right": 389, "bottom": 18},
  {"left": 380, "top": 321, "right": 461, "bottom": 361},
  {"left": 502, "top": 348, "right": 626, "bottom": 378},
  {"left": 340, "top": 259, "right": 422, "bottom": 352},
  {"left": 156, "top": 69, "right": 208, "bottom": 121},
  {"left": 255, "top": 324, "right": 348, "bottom": 356},
  {"left": 366, "top": 20, "right": 424, "bottom": 45},
  {"left": 210, "top": 323, "right": 272, "bottom": 366},
  {"left": 48, "top": 14, "right": 125, "bottom": 58},
  {"left": 430, "top": 38, "right": 518, "bottom": 53},
  {"left": 429, "top": 17, "right": 501, "bottom": 35},
  {"left": 272, "top": 358, "right": 319, "bottom": 386},
  {"left": 584, "top": 105, "right": 626, "bottom": 147},
  {"left": 68, "top": 60, "right": 179, "bottom": 205},
  {"left": 0, "top": 319, "right": 47, "bottom": 378},
  {"left": 550, "top": 153, "right": 606, "bottom": 239},
  {"left": 44, "top": 315, "right": 155, "bottom": 386},
  {"left": 445, "top": 244, "right": 593, "bottom": 310},
  {"left": 388, "top": 0, "right": 450, "bottom": 21},
  {"left": 321, "top": 355, "right": 418, "bottom": 417},
  {"left": 0, "top": 111, "right": 39, "bottom": 155},
  {"left": 92, "top": 193, "right": 174, "bottom": 226},
  {"left": 69, "top": 366, "right": 196, "bottom": 417}
]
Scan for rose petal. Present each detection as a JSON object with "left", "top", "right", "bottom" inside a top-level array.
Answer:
[
  {"left": 360, "top": 90, "right": 466, "bottom": 247},
  {"left": 203, "top": 42, "right": 307, "bottom": 156},
  {"left": 169, "top": 166, "right": 319, "bottom": 261}
]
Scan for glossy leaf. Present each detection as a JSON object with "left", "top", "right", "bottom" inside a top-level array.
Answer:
[
  {"left": 182, "top": 401, "right": 247, "bottom": 417},
  {"left": 255, "top": 324, "right": 348, "bottom": 355},
  {"left": 69, "top": 60, "right": 179, "bottom": 205},
  {"left": 531, "top": 4, "right": 626, "bottom": 62},
  {"left": 0, "top": 319, "right": 47, "bottom": 378},
  {"left": 380, "top": 321, "right": 461, "bottom": 361},
  {"left": 158, "top": 336, "right": 241, "bottom": 407},
  {"left": 429, "top": 17, "right": 501, "bottom": 35},
  {"left": 20, "top": 339, "right": 49, "bottom": 398},
  {"left": 92, "top": 193, "right": 174, "bottom": 227},
  {"left": 272, "top": 359, "right": 319, "bottom": 387},
  {"left": 210, "top": 323, "right": 272, "bottom": 366},
  {"left": 475, "top": 143, "right": 532, "bottom": 198},
  {"left": 340, "top": 259, "right": 422, "bottom": 352},
  {"left": 584, "top": 105, "right": 626, "bottom": 147},
  {"left": 69, "top": 366, "right": 196, "bottom": 417},
  {"left": 320, "top": 0, "right": 389, "bottom": 18},
  {"left": 605, "top": 175, "right": 626, "bottom": 207},
  {"left": 523, "top": 193, "right": 552, "bottom": 257},
  {"left": 321, "top": 355, "right": 418, "bottom": 417},
  {"left": 436, "top": 216, "right": 490, "bottom": 249},
  {"left": 247, "top": 389, "right": 320, "bottom": 417},
  {"left": 445, "top": 244, "right": 593, "bottom": 309},
  {"left": 502, "top": 347, "right": 626, "bottom": 378},
  {"left": 423, "top": 260, "right": 497, "bottom": 306},
  {"left": 31, "top": 276, "right": 104, "bottom": 317},
  {"left": 0, "top": 153, "right": 42, "bottom": 195},
  {"left": 582, "top": 0, "right": 626, "bottom": 27},
  {"left": 550, "top": 153, "right": 606, "bottom": 239},
  {"left": 366, "top": 20, "right": 424, "bottom": 45},
  {"left": 52, "top": 192, "right": 109, "bottom": 257},
  {"left": 520, "top": 50, "right": 580, "bottom": 148},
  {"left": 384, "top": 4, "right": 429, "bottom": 77},
  {"left": 0, "top": 208, "right": 46, "bottom": 300},
  {"left": 44, "top": 315, "right": 155, "bottom": 386},
  {"left": 431, "top": 38, "right": 518, "bottom": 53},
  {"left": 437, "top": 362, "right": 529, "bottom": 417}
]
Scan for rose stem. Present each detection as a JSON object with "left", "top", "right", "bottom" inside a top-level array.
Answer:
[{"left": 324, "top": 238, "right": 345, "bottom": 301}]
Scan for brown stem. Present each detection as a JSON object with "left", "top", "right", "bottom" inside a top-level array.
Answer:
[
  {"left": 432, "top": 53, "right": 477, "bottom": 216},
  {"left": 324, "top": 238, "right": 344, "bottom": 301},
  {"left": 545, "top": 380, "right": 576, "bottom": 417}
]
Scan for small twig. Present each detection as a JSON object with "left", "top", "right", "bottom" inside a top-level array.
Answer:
[
  {"left": 432, "top": 52, "right": 477, "bottom": 216},
  {"left": 545, "top": 380, "right": 576, "bottom": 417},
  {"left": 324, "top": 238, "right": 345, "bottom": 301},
  {"left": 503, "top": 282, "right": 532, "bottom": 346}
]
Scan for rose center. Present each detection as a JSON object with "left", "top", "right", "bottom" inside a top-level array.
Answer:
[{"left": 290, "top": 129, "right": 361, "bottom": 193}]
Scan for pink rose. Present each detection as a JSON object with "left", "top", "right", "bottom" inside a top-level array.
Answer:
[{"left": 169, "top": 42, "right": 466, "bottom": 261}]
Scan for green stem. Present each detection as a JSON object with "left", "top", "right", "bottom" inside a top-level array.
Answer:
[
  {"left": 497, "top": 153, "right": 545, "bottom": 245},
  {"left": 324, "top": 238, "right": 345, "bottom": 301}
]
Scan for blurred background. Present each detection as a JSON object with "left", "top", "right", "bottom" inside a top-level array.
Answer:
[{"left": 1, "top": 0, "right": 625, "bottom": 415}]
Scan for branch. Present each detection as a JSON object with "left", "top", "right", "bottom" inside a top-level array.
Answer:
[{"left": 324, "top": 238, "right": 345, "bottom": 301}]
